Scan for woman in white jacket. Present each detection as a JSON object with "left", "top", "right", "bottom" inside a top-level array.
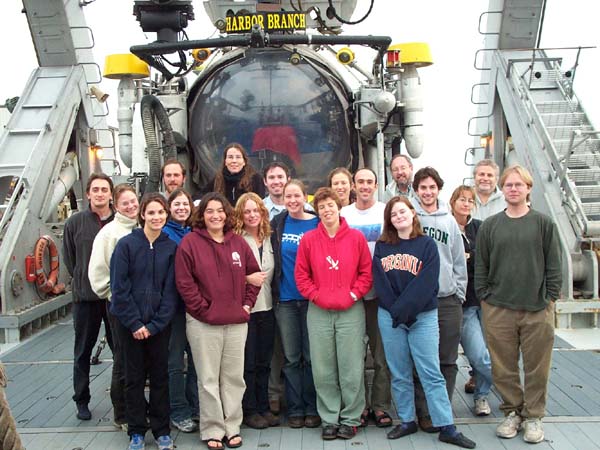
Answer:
[{"left": 88, "top": 183, "right": 139, "bottom": 430}]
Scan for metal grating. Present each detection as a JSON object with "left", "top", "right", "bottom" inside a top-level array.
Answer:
[
  {"left": 568, "top": 168, "right": 600, "bottom": 183},
  {"left": 541, "top": 112, "right": 586, "bottom": 127},
  {"left": 536, "top": 101, "right": 580, "bottom": 114}
]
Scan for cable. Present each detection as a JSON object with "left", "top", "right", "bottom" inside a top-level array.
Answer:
[{"left": 326, "top": 0, "right": 374, "bottom": 25}]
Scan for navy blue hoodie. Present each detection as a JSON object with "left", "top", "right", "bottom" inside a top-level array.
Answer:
[
  {"left": 373, "top": 235, "right": 440, "bottom": 327},
  {"left": 110, "top": 228, "right": 178, "bottom": 335}
]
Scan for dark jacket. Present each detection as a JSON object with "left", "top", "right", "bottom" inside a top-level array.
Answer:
[
  {"left": 462, "top": 217, "right": 482, "bottom": 308},
  {"left": 270, "top": 209, "right": 318, "bottom": 303},
  {"left": 373, "top": 235, "right": 440, "bottom": 328},
  {"left": 109, "top": 228, "right": 178, "bottom": 335},
  {"left": 175, "top": 228, "right": 261, "bottom": 325},
  {"left": 63, "top": 208, "right": 114, "bottom": 302},
  {"left": 163, "top": 219, "right": 191, "bottom": 245},
  {"left": 202, "top": 169, "right": 265, "bottom": 206}
]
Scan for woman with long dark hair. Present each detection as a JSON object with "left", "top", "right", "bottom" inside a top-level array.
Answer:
[
  {"left": 176, "top": 192, "right": 261, "bottom": 449},
  {"left": 110, "top": 193, "right": 177, "bottom": 450},
  {"left": 373, "top": 196, "right": 476, "bottom": 448},
  {"left": 204, "top": 143, "right": 265, "bottom": 206}
]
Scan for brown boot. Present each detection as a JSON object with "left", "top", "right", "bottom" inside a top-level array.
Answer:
[{"left": 464, "top": 376, "right": 476, "bottom": 394}]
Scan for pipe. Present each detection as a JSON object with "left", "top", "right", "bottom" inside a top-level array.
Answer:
[
  {"left": 43, "top": 152, "right": 78, "bottom": 221},
  {"left": 116, "top": 78, "right": 137, "bottom": 168},
  {"left": 140, "top": 95, "right": 177, "bottom": 193}
]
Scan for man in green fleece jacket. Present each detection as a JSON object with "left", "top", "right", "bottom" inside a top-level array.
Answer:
[{"left": 475, "top": 165, "right": 562, "bottom": 445}]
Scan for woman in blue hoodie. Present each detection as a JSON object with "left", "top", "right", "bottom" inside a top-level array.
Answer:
[
  {"left": 110, "top": 193, "right": 178, "bottom": 450},
  {"left": 163, "top": 188, "right": 199, "bottom": 433},
  {"left": 373, "top": 197, "right": 476, "bottom": 449}
]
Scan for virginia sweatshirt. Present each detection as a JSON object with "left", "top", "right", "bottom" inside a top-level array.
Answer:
[{"left": 373, "top": 235, "right": 440, "bottom": 327}]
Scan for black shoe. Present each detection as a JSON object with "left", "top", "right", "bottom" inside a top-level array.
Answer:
[
  {"left": 418, "top": 415, "right": 440, "bottom": 433},
  {"left": 439, "top": 431, "right": 477, "bottom": 449},
  {"left": 76, "top": 403, "right": 91, "bottom": 420},
  {"left": 387, "top": 422, "right": 418, "bottom": 439},
  {"left": 322, "top": 425, "right": 338, "bottom": 440},
  {"left": 337, "top": 424, "right": 357, "bottom": 439},
  {"left": 243, "top": 413, "right": 268, "bottom": 429}
]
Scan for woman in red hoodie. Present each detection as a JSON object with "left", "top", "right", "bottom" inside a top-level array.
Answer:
[
  {"left": 295, "top": 187, "right": 372, "bottom": 441},
  {"left": 175, "top": 192, "right": 261, "bottom": 450}
]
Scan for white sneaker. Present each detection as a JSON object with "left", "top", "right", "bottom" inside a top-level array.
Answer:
[
  {"left": 474, "top": 397, "right": 491, "bottom": 416},
  {"left": 523, "top": 418, "right": 544, "bottom": 443},
  {"left": 496, "top": 411, "right": 522, "bottom": 439}
]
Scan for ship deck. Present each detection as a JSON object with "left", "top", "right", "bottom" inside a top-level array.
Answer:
[{"left": 2, "top": 318, "right": 600, "bottom": 450}]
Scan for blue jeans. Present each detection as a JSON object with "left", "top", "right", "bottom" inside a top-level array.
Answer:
[
  {"left": 378, "top": 307, "right": 453, "bottom": 427},
  {"left": 274, "top": 300, "right": 317, "bottom": 417},
  {"left": 168, "top": 310, "right": 199, "bottom": 422},
  {"left": 461, "top": 306, "right": 492, "bottom": 400}
]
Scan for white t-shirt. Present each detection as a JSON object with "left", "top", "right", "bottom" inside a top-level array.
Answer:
[{"left": 341, "top": 201, "right": 385, "bottom": 300}]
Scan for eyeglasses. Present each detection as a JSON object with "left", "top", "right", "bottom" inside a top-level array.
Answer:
[
  {"left": 457, "top": 197, "right": 475, "bottom": 204},
  {"left": 503, "top": 182, "right": 528, "bottom": 189}
]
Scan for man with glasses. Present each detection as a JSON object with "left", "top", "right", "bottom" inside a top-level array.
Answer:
[
  {"left": 384, "top": 155, "right": 418, "bottom": 202},
  {"left": 475, "top": 165, "right": 561, "bottom": 444}
]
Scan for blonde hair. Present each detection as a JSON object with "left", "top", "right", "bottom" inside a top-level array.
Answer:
[
  {"left": 233, "top": 192, "right": 271, "bottom": 242},
  {"left": 499, "top": 165, "right": 533, "bottom": 189}
]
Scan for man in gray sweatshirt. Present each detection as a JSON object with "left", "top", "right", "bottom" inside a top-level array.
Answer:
[
  {"left": 472, "top": 159, "right": 506, "bottom": 220},
  {"left": 410, "top": 167, "right": 467, "bottom": 433}
]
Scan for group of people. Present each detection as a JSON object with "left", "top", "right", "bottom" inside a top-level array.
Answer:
[{"left": 62, "top": 142, "right": 561, "bottom": 450}]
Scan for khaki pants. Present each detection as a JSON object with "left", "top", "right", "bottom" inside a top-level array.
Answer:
[
  {"left": 186, "top": 315, "right": 248, "bottom": 440},
  {"left": 482, "top": 301, "right": 554, "bottom": 419}
]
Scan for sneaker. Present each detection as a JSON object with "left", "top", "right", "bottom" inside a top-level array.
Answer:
[
  {"left": 172, "top": 417, "right": 198, "bottom": 433},
  {"left": 439, "top": 431, "right": 477, "bottom": 449},
  {"left": 496, "top": 411, "right": 522, "bottom": 439},
  {"left": 387, "top": 421, "right": 418, "bottom": 440},
  {"left": 243, "top": 413, "right": 269, "bottom": 429},
  {"left": 76, "top": 403, "right": 91, "bottom": 421},
  {"left": 128, "top": 434, "right": 145, "bottom": 450},
  {"left": 337, "top": 424, "right": 357, "bottom": 439},
  {"left": 155, "top": 435, "right": 174, "bottom": 450},
  {"left": 523, "top": 418, "right": 544, "bottom": 443},
  {"left": 474, "top": 397, "right": 491, "bottom": 416}
]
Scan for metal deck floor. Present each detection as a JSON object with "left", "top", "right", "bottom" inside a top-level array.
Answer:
[{"left": 2, "top": 319, "right": 600, "bottom": 450}]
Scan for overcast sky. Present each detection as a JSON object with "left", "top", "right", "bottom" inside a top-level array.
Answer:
[{"left": 0, "top": 0, "right": 597, "bottom": 198}]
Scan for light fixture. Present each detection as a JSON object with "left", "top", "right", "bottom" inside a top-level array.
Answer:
[
  {"left": 90, "top": 86, "right": 109, "bottom": 103},
  {"left": 480, "top": 131, "right": 492, "bottom": 148}
]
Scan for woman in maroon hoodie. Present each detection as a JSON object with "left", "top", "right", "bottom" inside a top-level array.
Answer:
[
  {"left": 295, "top": 187, "right": 372, "bottom": 441},
  {"left": 175, "top": 192, "right": 261, "bottom": 450}
]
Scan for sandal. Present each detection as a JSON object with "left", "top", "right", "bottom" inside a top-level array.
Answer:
[
  {"left": 360, "top": 409, "right": 371, "bottom": 427},
  {"left": 224, "top": 434, "right": 243, "bottom": 449},
  {"left": 372, "top": 410, "right": 393, "bottom": 428},
  {"left": 206, "top": 439, "right": 224, "bottom": 450}
]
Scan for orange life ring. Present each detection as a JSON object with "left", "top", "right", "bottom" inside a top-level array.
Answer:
[{"left": 34, "top": 235, "right": 61, "bottom": 294}]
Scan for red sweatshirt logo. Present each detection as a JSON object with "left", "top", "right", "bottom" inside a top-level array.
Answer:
[{"left": 232, "top": 251, "right": 242, "bottom": 267}]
